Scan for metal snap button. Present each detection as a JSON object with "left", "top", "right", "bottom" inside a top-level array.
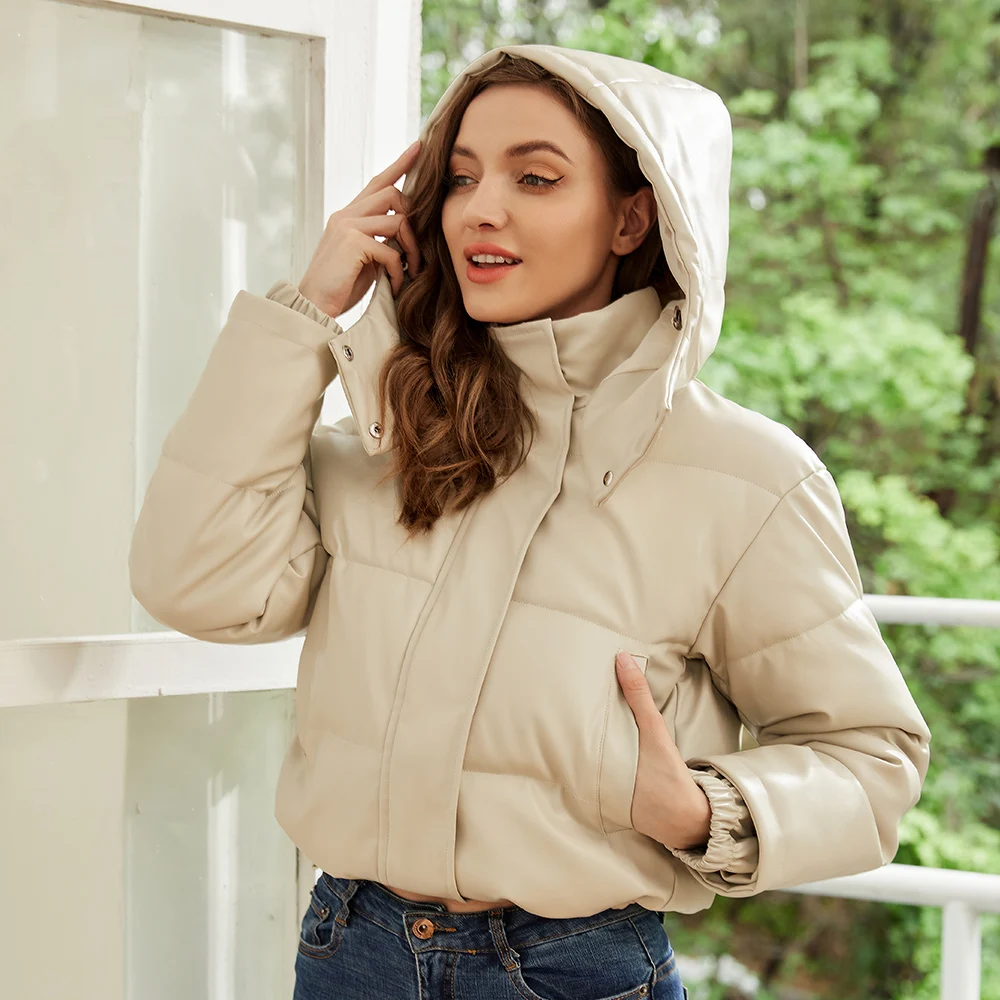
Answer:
[
  {"left": 672, "top": 306, "right": 683, "bottom": 331},
  {"left": 603, "top": 470, "right": 614, "bottom": 486},
  {"left": 368, "top": 421, "right": 383, "bottom": 439},
  {"left": 342, "top": 345, "right": 354, "bottom": 361},
  {"left": 412, "top": 917, "right": 436, "bottom": 939}
]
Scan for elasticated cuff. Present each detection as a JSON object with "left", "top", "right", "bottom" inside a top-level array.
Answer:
[
  {"left": 665, "top": 766, "right": 759, "bottom": 886},
  {"left": 265, "top": 280, "right": 343, "bottom": 332}
]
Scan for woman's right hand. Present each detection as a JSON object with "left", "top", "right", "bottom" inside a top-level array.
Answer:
[{"left": 297, "top": 140, "right": 423, "bottom": 320}]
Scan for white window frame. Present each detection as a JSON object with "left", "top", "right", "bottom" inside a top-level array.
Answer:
[{"left": 0, "top": 0, "right": 422, "bottom": 712}]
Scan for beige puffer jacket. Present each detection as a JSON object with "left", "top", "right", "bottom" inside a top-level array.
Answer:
[{"left": 129, "top": 44, "right": 931, "bottom": 918}]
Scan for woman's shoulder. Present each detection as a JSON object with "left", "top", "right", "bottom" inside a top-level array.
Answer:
[{"left": 653, "top": 379, "right": 822, "bottom": 497}]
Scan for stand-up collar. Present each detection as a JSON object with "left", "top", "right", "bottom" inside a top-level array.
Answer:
[
  {"left": 485, "top": 286, "right": 664, "bottom": 399},
  {"left": 336, "top": 269, "right": 692, "bottom": 505},
  {"left": 481, "top": 284, "right": 684, "bottom": 505}
]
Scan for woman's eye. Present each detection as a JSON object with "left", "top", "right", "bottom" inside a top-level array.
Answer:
[
  {"left": 521, "top": 172, "right": 558, "bottom": 187},
  {"left": 445, "top": 172, "right": 558, "bottom": 189}
]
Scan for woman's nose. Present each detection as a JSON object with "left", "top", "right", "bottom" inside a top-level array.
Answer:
[{"left": 461, "top": 181, "right": 508, "bottom": 226}]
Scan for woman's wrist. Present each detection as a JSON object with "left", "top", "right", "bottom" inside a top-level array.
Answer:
[{"left": 673, "top": 783, "right": 713, "bottom": 850}]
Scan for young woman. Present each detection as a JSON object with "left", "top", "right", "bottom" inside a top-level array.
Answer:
[{"left": 129, "top": 44, "right": 932, "bottom": 1000}]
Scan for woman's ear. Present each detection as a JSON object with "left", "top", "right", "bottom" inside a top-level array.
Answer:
[{"left": 614, "top": 187, "right": 658, "bottom": 256}]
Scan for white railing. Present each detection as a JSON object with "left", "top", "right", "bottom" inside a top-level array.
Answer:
[
  {"left": 1, "top": 593, "right": 996, "bottom": 999},
  {"left": 786, "top": 864, "right": 1000, "bottom": 1000},
  {"left": 864, "top": 594, "right": 1000, "bottom": 628},
  {"left": 0, "top": 630, "right": 304, "bottom": 707}
]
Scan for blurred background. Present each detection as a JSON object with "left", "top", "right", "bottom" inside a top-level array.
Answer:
[{"left": 0, "top": 1, "right": 997, "bottom": 999}]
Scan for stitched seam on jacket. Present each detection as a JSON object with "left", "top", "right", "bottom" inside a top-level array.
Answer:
[
  {"left": 233, "top": 310, "right": 340, "bottom": 357},
  {"left": 686, "top": 467, "right": 825, "bottom": 663},
  {"left": 319, "top": 728, "right": 381, "bottom": 755},
  {"left": 339, "top": 552, "right": 435, "bottom": 586},
  {"left": 726, "top": 596, "right": 862, "bottom": 667},
  {"left": 595, "top": 664, "right": 617, "bottom": 834},
  {"left": 641, "top": 460, "right": 783, "bottom": 496},
  {"left": 510, "top": 598, "right": 650, "bottom": 648},
  {"left": 159, "top": 450, "right": 304, "bottom": 499},
  {"left": 461, "top": 768, "right": 598, "bottom": 805}
]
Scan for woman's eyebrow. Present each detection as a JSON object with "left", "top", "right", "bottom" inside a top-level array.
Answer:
[{"left": 450, "top": 140, "right": 574, "bottom": 165}]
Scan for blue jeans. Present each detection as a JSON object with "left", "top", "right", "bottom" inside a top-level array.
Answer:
[{"left": 294, "top": 873, "right": 689, "bottom": 999}]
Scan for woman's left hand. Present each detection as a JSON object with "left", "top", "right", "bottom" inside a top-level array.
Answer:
[{"left": 615, "top": 651, "right": 712, "bottom": 851}]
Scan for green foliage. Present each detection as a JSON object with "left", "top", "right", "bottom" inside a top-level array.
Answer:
[{"left": 422, "top": 1, "right": 1000, "bottom": 996}]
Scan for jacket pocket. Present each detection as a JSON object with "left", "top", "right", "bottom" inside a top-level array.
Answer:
[
  {"left": 597, "top": 651, "right": 649, "bottom": 834},
  {"left": 670, "top": 656, "right": 743, "bottom": 763}
]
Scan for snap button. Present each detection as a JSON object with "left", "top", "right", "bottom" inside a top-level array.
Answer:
[
  {"left": 412, "top": 917, "right": 436, "bottom": 939},
  {"left": 342, "top": 345, "right": 354, "bottom": 361},
  {"left": 603, "top": 470, "right": 614, "bottom": 486},
  {"left": 672, "top": 306, "right": 683, "bottom": 331},
  {"left": 368, "top": 421, "right": 383, "bottom": 439}
]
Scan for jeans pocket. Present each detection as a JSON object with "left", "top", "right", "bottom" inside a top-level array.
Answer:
[
  {"left": 506, "top": 912, "right": 656, "bottom": 1000},
  {"left": 297, "top": 874, "right": 349, "bottom": 959}
]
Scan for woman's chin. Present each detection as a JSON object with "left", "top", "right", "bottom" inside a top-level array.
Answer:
[{"left": 464, "top": 301, "right": 533, "bottom": 326}]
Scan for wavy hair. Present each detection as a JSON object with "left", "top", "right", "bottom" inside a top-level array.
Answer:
[{"left": 375, "top": 52, "right": 681, "bottom": 538}]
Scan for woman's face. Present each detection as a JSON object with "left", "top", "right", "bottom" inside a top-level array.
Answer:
[{"left": 440, "top": 83, "right": 656, "bottom": 324}]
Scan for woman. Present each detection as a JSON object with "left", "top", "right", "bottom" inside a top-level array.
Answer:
[{"left": 129, "top": 44, "right": 932, "bottom": 1000}]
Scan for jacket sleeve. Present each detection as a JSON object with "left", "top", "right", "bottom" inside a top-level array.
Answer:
[
  {"left": 676, "top": 465, "right": 931, "bottom": 896},
  {"left": 129, "top": 281, "right": 349, "bottom": 644}
]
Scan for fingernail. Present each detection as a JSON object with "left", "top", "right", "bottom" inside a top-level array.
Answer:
[{"left": 616, "top": 650, "right": 633, "bottom": 669}]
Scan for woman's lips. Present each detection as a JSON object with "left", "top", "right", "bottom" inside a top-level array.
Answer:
[{"left": 466, "top": 260, "right": 521, "bottom": 284}]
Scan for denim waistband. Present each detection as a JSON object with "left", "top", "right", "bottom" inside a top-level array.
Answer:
[{"left": 318, "top": 874, "right": 663, "bottom": 955}]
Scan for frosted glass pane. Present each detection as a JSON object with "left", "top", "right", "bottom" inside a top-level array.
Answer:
[
  {"left": 0, "top": 689, "right": 298, "bottom": 1000},
  {"left": 0, "top": 0, "right": 310, "bottom": 642}
]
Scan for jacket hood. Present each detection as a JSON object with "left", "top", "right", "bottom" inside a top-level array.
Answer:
[{"left": 400, "top": 43, "right": 733, "bottom": 408}]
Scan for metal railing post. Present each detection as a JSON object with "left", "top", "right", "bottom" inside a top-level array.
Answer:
[{"left": 941, "top": 901, "right": 981, "bottom": 1000}]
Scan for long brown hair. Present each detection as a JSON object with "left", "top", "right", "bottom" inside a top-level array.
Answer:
[{"left": 375, "top": 52, "right": 680, "bottom": 538}]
